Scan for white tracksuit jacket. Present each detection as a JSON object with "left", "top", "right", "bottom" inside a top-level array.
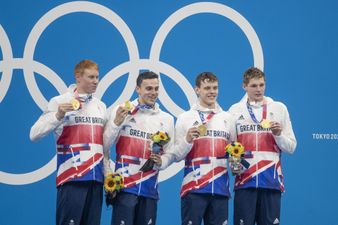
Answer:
[
  {"left": 103, "top": 99, "right": 174, "bottom": 199},
  {"left": 160, "top": 102, "right": 236, "bottom": 197},
  {"left": 228, "top": 96, "right": 297, "bottom": 191},
  {"left": 30, "top": 84, "right": 107, "bottom": 186}
]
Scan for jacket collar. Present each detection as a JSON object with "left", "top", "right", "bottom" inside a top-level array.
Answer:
[
  {"left": 191, "top": 101, "right": 222, "bottom": 113},
  {"left": 131, "top": 98, "right": 160, "bottom": 114}
]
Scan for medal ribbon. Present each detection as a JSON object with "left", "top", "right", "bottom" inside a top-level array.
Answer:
[
  {"left": 74, "top": 88, "right": 93, "bottom": 108},
  {"left": 130, "top": 103, "right": 153, "bottom": 115},
  {"left": 246, "top": 100, "right": 267, "bottom": 124},
  {"left": 198, "top": 110, "right": 215, "bottom": 125}
]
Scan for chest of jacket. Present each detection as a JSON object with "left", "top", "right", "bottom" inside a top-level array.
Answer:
[
  {"left": 185, "top": 112, "right": 232, "bottom": 160},
  {"left": 116, "top": 112, "right": 170, "bottom": 159}
]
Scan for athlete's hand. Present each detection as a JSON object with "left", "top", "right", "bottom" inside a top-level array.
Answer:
[
  {"left": 229, "top": 161, "right": 243, "bottom": 175},
  {"left": 186, "top": 127, "right": 200, "bottom": 143},
  {"left": 150, "top": 153, "right": 162, "bottom": 167},
  {"left": 114, "top": 105, "right": 129, "bottom": 126},
  {"left": 56, "top": 103, "right": 75, "bottom": 120},
  {"left": 271, "top": 121, "right": 282, "bottom": 136}
]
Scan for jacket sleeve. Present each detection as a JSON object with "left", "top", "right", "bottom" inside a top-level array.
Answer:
[
  {"left": 273, "top": 104, "right": 297, "bottom": 154},
  {"left": 162, "top": 115, "right": 175, "bottom": 154},
  {"left": 103, "top": 106, "right": 122, "bottom": 176},
  {"left": 228, "top": 104, "right": 240, "bottom": 142},
  {"left": 159, "top": 114, "right": 193, "bottom": 170},
  {"left": 30, "top": 97, "right": 64, "bottom": 141},
  {"left": 228, "top": 113, "right": 237, "bottom": 142},
  {"left": 103, "top": 106, "right": 123, "bottom": 151},
  {"left": 100, "top": 104, "right": 112, "bottom": 177}
]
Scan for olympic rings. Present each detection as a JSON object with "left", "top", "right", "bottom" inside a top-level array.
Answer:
[{"left": 0, "top": 1, "right": 263, "bottom": 185}]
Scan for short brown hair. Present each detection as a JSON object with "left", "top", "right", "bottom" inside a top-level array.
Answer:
[
  {"left": 195, "top": 72, "right": 218, "bottom": 87},
  {"left": 243, "top": 67, "right": 265, "bottom": 85},
  {"left": 136, "top": 71, "right": 159, "bottom": 87},
  {"left": 74, "top": 59, "right": 98, "bottom": 76}
]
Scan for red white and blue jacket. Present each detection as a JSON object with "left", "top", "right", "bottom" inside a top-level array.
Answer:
[
  {"left": 160, "top": 103, "right": 236, "bottom": 197},
  {"left": 229, "top": 97, "right": 296, "bottom": 192},
  {"left": 30, "top": 85, "right": 107, "bottom": 187},
  {"left": 103, "top": 99, "right": 174, "bottom": 200}
]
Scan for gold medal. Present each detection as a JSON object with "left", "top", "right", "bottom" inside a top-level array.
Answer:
[
  {"left": 70, "top": 98, "right": 80, "bottom": 110},
  {"left": 261, "top": 119, "right": 271, "bottom": 129},
  {"left": 198, "top": 124, "right": 207, "bottom": 136},
  {"left": 124, "top": 100, "right": 134, "bottom": 112}
]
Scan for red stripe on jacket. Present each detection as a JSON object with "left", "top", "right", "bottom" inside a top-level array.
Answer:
[
  {"left": 186, "top": 138, "right": 228, "bottom": 160},
  {"left": 116, "top": 136, "right": 151, "bottom": 159},
  {"left": 238, "top": 133, "right": 279, "bottom": 153},
  {"left": 57, "top": 124, "right": 103, "bottom": 145}
]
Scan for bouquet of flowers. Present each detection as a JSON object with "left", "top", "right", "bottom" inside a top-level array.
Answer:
[
  {"left": 225, "top": 141, "right": 250, "bottom": 175},
  {"left": 104, "top": 173, "right": 124, "bottom": 206},
  {"left": 151, "top": 131, "right": 170, "bottom": 146},
  {"left": 140, "top": 131, "right": 170, "bottom": 172}
]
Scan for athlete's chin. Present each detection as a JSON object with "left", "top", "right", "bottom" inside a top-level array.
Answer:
[
  {"left": 206, "top": 99, "right": 216, "bottom": 105},
  {"left": 145, "top": 99, "right": 156, "bottom": 106}
]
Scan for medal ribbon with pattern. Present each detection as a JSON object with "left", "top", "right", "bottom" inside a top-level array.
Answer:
[
  {"left": 246, "top": 99, "right": 271, "bottom": 128},
  {"left": 127, "top": 101, "right": 153, "bottom": 115},
  {"left": 72, "top": 88, "right": 93, "bottom": 110},
  {"left": 197, "top": 110, "right": 215, "bottom": 136}
]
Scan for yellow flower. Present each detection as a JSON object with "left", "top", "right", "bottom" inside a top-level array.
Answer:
[
  {"left": 152, "top": 134, "right": 161, "bottom": 143},
  {"left": 104, "top": 173, "right": 124, "bottom": 193},
  {"left": 225, "top": 141, "right": 245, "bottom": 158},
  {"left": 151, "top": 131, "right": 170, "bottom": 144},
  {"left": 159, "top": 132, "right": 166, "bottom": 140}
]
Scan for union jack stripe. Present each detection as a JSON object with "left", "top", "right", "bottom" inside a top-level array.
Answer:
[
  {"left": 56, "top": 152, "right": 103, "bottom": 186},
  {"left": 186, "top": 157, "right": 211, "bottom": 167},
  {"left": 181, "top": 166, "right": 226, "bottom": 197},
  {"left": 57, "top": 143, "right": 91, "bottom": 154},
  {"left": 276, "top": 160, "right": 284, "bottom": 192},
  {"left": 235, "top": 160, "right": 275, "bottom": 187},
  {"left": 117, "top": 155, "right": 141, "bottom": 165},
  {"left": 122, "top": 170, "right": 158, "bottom": 188}
]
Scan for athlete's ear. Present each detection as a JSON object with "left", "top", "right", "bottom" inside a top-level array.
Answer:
[
  {"left": 75, "top": 72, "right": 82, "bottom": 84},
  {"left": 242, "top": 83, "right": 247, "bottom": 91},
  {"left": 194, "top": 86, "right": 200, "bottom": 97},
  {"left": 135, "top": 85, "right": 140, "bottom": 95}
]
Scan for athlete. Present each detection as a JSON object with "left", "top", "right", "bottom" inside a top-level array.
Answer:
[
  {"left": 154, "top": 72, "right": 235, "bottom": 225},
  {"left": 103, "top": 71, "right": 174, "bottom": 225},
  {"left": 229, "top": 67, "right": 297, "bottom": 225},
  {"left": 30, "top": 59, "right": 106, "bottom": 225}
]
